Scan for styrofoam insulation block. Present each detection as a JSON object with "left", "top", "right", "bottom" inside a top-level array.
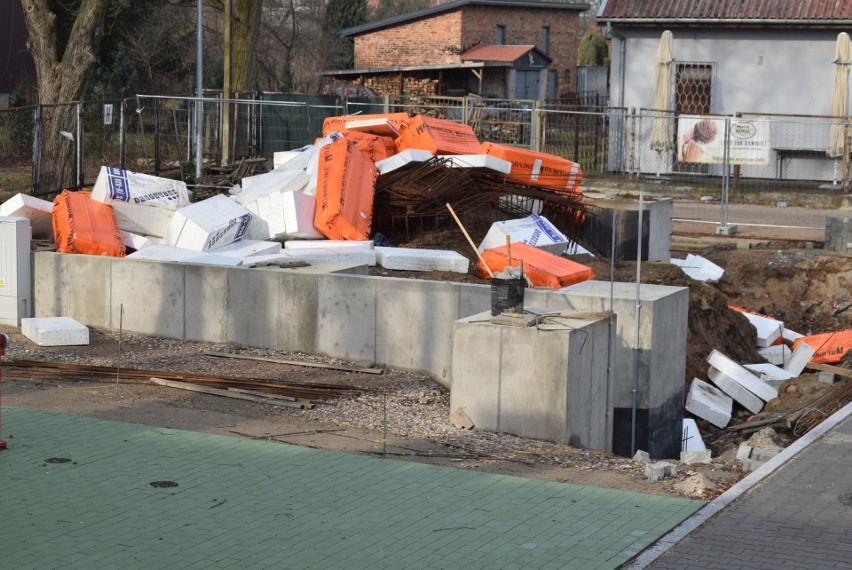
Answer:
[
  {"left": 781, "top": 327, "right": 805, "bottom": 344},
  {"left": 285, "top": 240, "right": 373, "bottom": 250},
  {"left": 708, "top": 366, "right": 764, "bottom": 415},
  {"left": 208, "top": 239, "right": 282, "bottom": 259},
  {"left": 282, "top": 247, "right": 376, "bottom": 266},
  {"left": 0, "top": 193, "right": 54, "bottom": 239},
  {"left": 242, "top": 190, "right": 324, "bottom": 241},
  {"left": 783, "top": 341, "right": 815, "bottom": 377},
  {"left": 671, "top": 254, "right": 724, "bottom": 282},
  {"left": 686, "top": 378, "right": 733, "bottom": 428},
  {"left": 375, "top": 247, "right": 469, "bottom": 273},
  {"left": 21, "top": 317, "right": 89, "bottom": 346},
  {"left": 91, "top": 166, "right": 189, "bottom": 210},
  {"left": 744, "top": 363, "right": 794, "bottom": 387},
  {"left": 437, "top": 154, "right": 512, "bottom": 174},
  {"left": 680, "top": 450, "right": 712, "bottom": 464},
  {"left": 234, "top": 170, "right": 308, "bottom": 204},
  {"left": 758, "top": 344, "right": 792, "bottom": 367},
  {"left": 707, "top": 349, "right": 779, "bottom": 402},
  {"left": 240, "top": 253, "right": 296, "bottom": 268},
  {"left": 736, "top": 310, "right": 783, "bottom": 348},
  {"left": 478, "top": 214, "right": 570, "bottom": 256},
  {"left": 273, "top": 148, "right": 313, "bottom": 170},
  {"left": 127, "top": 244, "right": 242, "bottom": 267},
  {"left": 109, "top": 201, "right": 176, "bottom": 238},
  {"left": 165, "top": 194, "right": 252, "bottom": 251},
  {"left": 682, "top": 419, "right": 707, "bottom": 452},
  {"left": 375, "top": 149, "right": 433, "bottom": 175},
  {"left": 119, "top": 230, "right": 158, "bottom": 251}
]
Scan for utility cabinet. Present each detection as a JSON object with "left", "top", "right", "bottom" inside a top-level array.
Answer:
[{"left": 0, "top": 216, "right": 32, "bottom": 325}]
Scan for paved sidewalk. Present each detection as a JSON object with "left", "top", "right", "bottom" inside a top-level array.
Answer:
[
  {"left": 649, "top": 414, "right": 852, "bottom": 569},
  {"left": 0, "top": 407, "right": 700, "bottom": 569}
]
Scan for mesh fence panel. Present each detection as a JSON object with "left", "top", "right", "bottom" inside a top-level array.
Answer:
[{"left": 0, "top": 105, "right": 35, "bottom": 196}]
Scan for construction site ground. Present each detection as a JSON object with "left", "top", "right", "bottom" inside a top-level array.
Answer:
[{"left": 2, "top": 183, "right": 851, "bottom": 506}]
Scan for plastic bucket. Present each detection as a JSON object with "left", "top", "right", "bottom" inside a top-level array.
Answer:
[{"left": 490, "top": 276, "right": 525, "bottom": 316}]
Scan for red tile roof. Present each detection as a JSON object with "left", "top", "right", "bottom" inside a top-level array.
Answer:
[
  {"left": 599, "top": 0, "right": 852, "bottom": 22},
  {"left": 461, "top": 44, "right": 537, "bottom": 62}
]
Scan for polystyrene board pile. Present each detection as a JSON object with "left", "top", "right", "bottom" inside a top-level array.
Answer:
[
  {"left": 235, "top": 170, "right": 307, "bottom": 202},
  {"left": 706, "top": 349, "right": 778, "bottom": 402},
  {"left": 758, "top": 344, "right": 792, "bottom": 366},
  {"left": 671, "top": 254, "right": 724, "bottom": 282},
  {"left": 345, "top": 117, "right": 400, "bottom": 137},
  {"left": 478, "top": 215, "right": 570, "bottom": 255},
  {"left": 165, "top": 194, "right": 252, "bottom": 251},
  {"left": 686, "top": 378, "right": 733, "bottom": 428},
  {"left": 22, "top": 317, "right": 89, "bottom": 346},
  {"left": 284, "top": 239, "right": 373, "bottom": 250},
  {"left": 735, "top": 309, "right": 783, "bottom": 348},
  {"left": 273, "top": 148, "right": 312, "bottom": 170},
  {"left": 0, "top": 193, "right": 54, "bottom": 239},
  {"left": 208, "top": 239, "right": 282, "bottom": 259},
  {"left": 783, "top": 342, "right": 815, "bottom": 377},
  {"left": 127, "top": 244, "right": 242, "bottom": 267},
  {"left": 437, "top": 154, "right": 512, "bottom": 174},
  {"left": 283, "top": 246, "right": 376, "bottom": 266},
  {"left": 707, "top": 366, "right": 764, "bottom": 414},
  {"left": 375, "top": 247, "right": 469, "bottom": 273},
  {"left": 92, "top": 167, "right": 190, "bottom": 210},
  {"left": 682, "top": 419, "right": 707, "bottom": 452},
  {"left": 119, "top": 230, "right": 159, "bottom": 251},
  {"left": 107, "top": 202, "right": 176, "bottom": 238},
  {"left": 375, "top": 149, "right": 433, "bottom": 175},
  {"left": 242, "top": 190, "right": 323, "bottom": 241},
  {"left": 744, "top": 363, "right": 794, "bottom": 389}
]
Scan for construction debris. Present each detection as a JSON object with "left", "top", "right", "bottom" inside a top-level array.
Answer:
[
  {"left": 686, "top": 378, "right": 733, "bottom": 428},
  {"left": 645, "top": 461, "right": 679, "bottom": 481},
  {"left": 671, "top": 254, "right": 724, "bottom": 283},
  {"left": 21, "top": 317, "right": 89, "bottom": 346}
]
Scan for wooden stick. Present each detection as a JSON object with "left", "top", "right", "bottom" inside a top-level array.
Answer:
[
  {"left": 726, "top": 414, "right": 788, "bottom": 431},
  {"left": 506, "top": 235, "right": 512, "bottom": 267},
  {"left": 150, "top": 378, "right": 310, "bottom": 409},
  {"left": 203, "top": 351, "right": 383, "bottom": 375},
  {"left": 805, "top": 362, "right": 852, "bottom": 379},
  {"left": 446, "top": 202, "right": 494, "bottom": 278}
]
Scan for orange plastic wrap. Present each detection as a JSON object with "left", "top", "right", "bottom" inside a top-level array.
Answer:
[
  {"left": 342, "top": 130, "right": 397, "bottom": 163},
  {"left": 793, "top": 331, "right": 852, "bottom": 364},
  {"left": 481, "top": 142, "right": 583, "bottom": 194},
  {"left": 477, "top": 242, "right": 594, "bottom": 289},
  {"left": 52, "top": 190, "right": 126, "bottom": 257},
  {"left": 322, "top": 112, "right": 409, "bottom": 137},
  {"left": 314, "top": 138, "right": 378, "bottom": 241},
  {"left": 396, "top": 115, "right": 481, "bottom": 155}
]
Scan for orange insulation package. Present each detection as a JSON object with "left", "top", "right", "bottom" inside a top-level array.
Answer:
[
  {"left": 793, "top": 330, "right": 852, "bottom": 364},
  {"left": 481, "top": 142, "right": 583, "bottom": 194},
  {"left": 396, "top": 115, "right": 481, "bottom": 155},
  {"left": 314, "top": 138, "right": 378, "bottom": 241},
  {"left": 343, "top": 130, "right": 397, "bottom": 163},
  {"left": 52, "top": 190, "right": 126, "bottom": 257},
  {"left": 322, "top": 112, "right": 409, "bottom": 137},
  {"left": 477, "top": 242, "right": 594, "bottom": 289}
]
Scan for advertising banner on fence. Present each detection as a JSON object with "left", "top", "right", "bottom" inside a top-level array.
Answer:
[{"left": 678, "top": 116, "right": 771, "bottom": 165}]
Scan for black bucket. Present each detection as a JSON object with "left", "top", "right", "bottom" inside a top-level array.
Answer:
[{"left": 490, "top": 276, "right": 525, "bottom": 316}]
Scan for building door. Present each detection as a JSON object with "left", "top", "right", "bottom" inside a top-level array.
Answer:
[
  {"left": 674, "top": 63, "right": 712, "bottom": 173},
  {"left": 515, "top": 71, "right": 540, "bottom": 99}
]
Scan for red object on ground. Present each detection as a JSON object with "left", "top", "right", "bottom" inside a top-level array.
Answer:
[
  {"left": 477, "top": 242, "right": 595, "bottom": 289},
  {"left": 793, "top": 330, "right": 852, "bottom": 364},
  {"left": 0, "top": 332, "right": 9, "bottom": 450},
  {"left": 52, "top": 190, "right": 126, "bottom": 257}
]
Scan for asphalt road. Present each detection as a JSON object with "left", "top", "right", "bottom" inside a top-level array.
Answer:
[{"left": 672, "top": 200, "right": 831, "bottom": 241}]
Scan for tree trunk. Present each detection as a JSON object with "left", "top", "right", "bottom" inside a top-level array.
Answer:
[
  {"left": 22, "top": 0, "right": 110, "bottom": 194},
  {"left": 232, "top": 0, "right": 263, "bottom": 92}
]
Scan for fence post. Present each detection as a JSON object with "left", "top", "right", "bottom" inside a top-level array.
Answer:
[
  {"left": 254, "top": 91, "right": 262, "bottom": 156},
  {"left": 531, "top": 100, "right": 540, "bottom": 152},
  {"left": 31, "top": 105, "right": 42, "bottom": 195},
  {"left": 119, "top": 99, "right": 127, "bottom": 169},
  {"left": 76, "top": 101, "right": 84, "bottom": 188},
  {"left": 383, "top": 94, "right": 390, "bottom": 114},
  {"left": 629, "top": 108, "right": 636, "bottom": 180},
  {"left": 154, "top": 99, "right": 161, "bottom": 175}
]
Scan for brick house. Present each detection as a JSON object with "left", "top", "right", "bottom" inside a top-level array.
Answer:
[{"left": 325, "top": 0, "right": 590, "bottom": 100}]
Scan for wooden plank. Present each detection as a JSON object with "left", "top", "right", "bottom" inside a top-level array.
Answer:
[
  {"left": 150, "top": 377, "right": 309, "bottom": 409},
  {"left": 227, "top": 387, "right": 314, "bottom": 409},
  {"left": 203, "top": 351, "right": 384, "bottom": 375},
  {"left": 805, "top": 362, "right": 852, "bottom": 379}
]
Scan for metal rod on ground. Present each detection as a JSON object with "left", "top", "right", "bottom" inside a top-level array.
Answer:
[
  {"left": 631, "top": 191, "right": 644, "bottom": 458},
  {"left": 116, "top": 304, "right": 123, "bottom": 388},
  {"left": 446, "top": 202, "right": 493, "bottom": 278}
]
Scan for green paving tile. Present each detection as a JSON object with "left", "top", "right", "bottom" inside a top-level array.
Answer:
[{"left": 0, "top": 406, "right": 702, "bottom": 569}]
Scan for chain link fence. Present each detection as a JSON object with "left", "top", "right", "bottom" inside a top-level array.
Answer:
[{"left": 2, "top": 93, "right": 851, "bottom": 199}]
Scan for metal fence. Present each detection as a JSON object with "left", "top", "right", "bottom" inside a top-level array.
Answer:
[{"left": 1, "top": 93, "right": 850, "bottom": 199}]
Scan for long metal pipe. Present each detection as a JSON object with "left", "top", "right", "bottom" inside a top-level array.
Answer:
[
  {"left": 630, "top": 191, "right": 644, "bottom": 457},
  {"left": 195, "top": 0, "right": 203, "bottom": 180}
]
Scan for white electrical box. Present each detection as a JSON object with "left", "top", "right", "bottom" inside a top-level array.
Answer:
[{"left": 0, "top": 216, "right": 32, "bottom": 326}]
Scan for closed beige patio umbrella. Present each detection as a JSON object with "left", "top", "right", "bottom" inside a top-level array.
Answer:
[
  {"left": 649, "top": 31, "right": 675, "bottom": 154},
  {"left": 827, "top": 32, "right": 851, "bottom": 158}
]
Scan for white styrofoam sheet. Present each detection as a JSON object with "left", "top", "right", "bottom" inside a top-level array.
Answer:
[
  {"left": 758, "top": 344, "right": 792, "bottom": 366},
  {"left": 110, "top": 201, "right": 176, "bottom": 238},
  {"left": 375, "top": 247, "right": 469, "bottom": 273},
  {"left": 478, "top": 214, "right": 570, "bottom": 255},
  {"left": 0, "top": 193, "right": 53, "bottom": 239},
  {"left": 783, "top": 342, "right": 815, "bottom": 377},
  {"left": 437, "top": 154, "right": 512, "bottom": 174},
  {"left": 235, "top": 170, "right": 308, "bottom": 204},
  {"left": 682, "top": 418, "right": 707, "bottom": 452},
  {"left": 707, "top": 366, "right": 764, "bottom": 415},
  {"left": 91, "top": 166, "right": 189, "bottom": 210},
  {"left": 707, "top": 349, "right": 779, "bottom": 402},
  {"left": 282, "top": 247, "right": 376, "bottom": 266},
  {"left": 208, "top": 239, "right": 282, "bottom": 259},
  {"left": 375, "top": 149, "right": 433, "bottom": 175},
  {"left": 284, "top": 240, "right": 373, "bottom": 250},
  {"left": 119, "top": 230, "right": 158, "bottom": 251},
  {"left": 686, "top": 378, "right": 733, "bottom": 429},
  {"left": 671, "top": 254, "right": 724, "bottom": 282},
  {"left": 127, "top": 244, "right": 242, "bottom": 266},
  {"left": 243, "top": 190, "right": 323, "bottom": 241},
  {"left": 21, "top": 317, "right": 89, "bottom": 346},
  {"left": 165, "top": 194, "right": 253, "bottom": 251},
  {"left": 736, "top": 310, "right": 783, "bottom": 348}
]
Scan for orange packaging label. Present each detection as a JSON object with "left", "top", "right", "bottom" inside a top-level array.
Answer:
[
  {"left": 793, "top": 330, "right": 852, "bottom": 364},
  {"left": 343, "top": 131, "right": 397, "bottom": 163},
  {"left": 314, "top": 138, "right": 377, "bottom": 240},
  {"left": 53, "top": 190, "right": 126, "bottom": 257},
  {"left": 477, "top": 242, "right": 594, "bottom": 289},
  {"left": 397, "top": 115, "right": 481, "bottom": 155},
  {"left": 322, "top": 112, "right": 409, "bottom": 137},
  {"left": 481, "top": 142, "right": 583, "bottom": 194}
]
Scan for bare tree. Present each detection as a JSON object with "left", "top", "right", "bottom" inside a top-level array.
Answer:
[{"left": 23, "top": 0, "right": 115, "bottom": 194}]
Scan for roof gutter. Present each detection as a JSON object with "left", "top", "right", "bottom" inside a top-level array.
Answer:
[{"left": 598, "top": 18, "right": 852, "bottom": 26}]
